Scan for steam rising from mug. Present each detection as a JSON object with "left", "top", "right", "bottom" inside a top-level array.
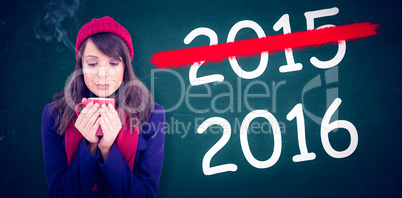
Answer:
[{"left": 34, "top": 0, "right": 84, "bottom": 51}]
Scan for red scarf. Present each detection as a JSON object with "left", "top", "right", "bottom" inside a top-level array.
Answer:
[{"left": 64, "top": 117, "right": 139, "bottom": 195}]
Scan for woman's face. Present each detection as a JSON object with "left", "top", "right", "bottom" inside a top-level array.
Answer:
[{"left": 82, "top": 39, "right": 124, "bottom": 97}]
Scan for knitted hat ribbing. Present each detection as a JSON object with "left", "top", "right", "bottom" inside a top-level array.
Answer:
[{"left": 75, "top": 16, "right": 133, "bottom": 59}]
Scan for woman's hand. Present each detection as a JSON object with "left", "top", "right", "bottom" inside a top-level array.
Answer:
[
  {"left": 74, "top": 98, "right": 100, "bottom": 155},
  {"left": 98, "top": 103, "right": 122, "bottom": 161}
]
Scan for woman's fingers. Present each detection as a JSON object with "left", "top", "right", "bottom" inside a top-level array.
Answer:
[
  {"left": 81, "top": 103, "right": 99, "bottom": 124},
  {"left": 103, "top": 104, "right": 121, "bottom": 129},
  {"left": 76, "top": 102, "right": 95, "bottom": 125},
  {"left": 83, "top": 109, "right": 100, "bottom": 135},
  {"left": 88, "top": 119, "right": 100, "bottom": 142},
  {"left": 99, "top": 105, "right": 112, "bottom": 135},
  {"left": 98, "top": 104, "right": 122, "bottom": 151},
  {"left": 75, "top": 102, "right": 123, "bottom": 149},
  {"left": 98, "top": 117, "right": 108, "bottom": 135},
  {"left": 108, "top": 104, "right": 121, "bottom": 126},
  {"left": 74, "top": 101, "right": 101, "bottom": 144},
  {"left": 102, "top": 104, "right": 121, "bottom": 133}
]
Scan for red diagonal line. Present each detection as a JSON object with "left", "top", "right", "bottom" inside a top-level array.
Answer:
[{"left": 151, "top": 22, "right": 379, "bottom": 69}]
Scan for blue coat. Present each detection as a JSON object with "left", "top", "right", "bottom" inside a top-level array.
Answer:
[{"left": 41, "top": 103, "right": 165, "bottom": 197}]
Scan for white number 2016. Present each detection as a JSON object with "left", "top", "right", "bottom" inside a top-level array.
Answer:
[{"left": 197, "top": 98, "right": 358, "bottom": 175}]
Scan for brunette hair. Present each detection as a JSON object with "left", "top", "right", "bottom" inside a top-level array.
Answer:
[{"left": 50, "top": 33, "right": 153, "bottom": 135}]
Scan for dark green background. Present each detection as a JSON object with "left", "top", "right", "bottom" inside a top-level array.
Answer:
[{"left": 1, "top": 0, "right": 401, "bottom": 197}]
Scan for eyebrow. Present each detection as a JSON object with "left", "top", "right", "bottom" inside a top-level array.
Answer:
[
  {"left": 110, "top": 57, "right": 122, "bottom": 61},
  {"left": 84, "top": 55, "right": 99, "bottom": 59}
]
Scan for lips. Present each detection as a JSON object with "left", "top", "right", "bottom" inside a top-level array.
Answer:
[{"left": 96, "top": 84, "right": 110, "bottom": 89}]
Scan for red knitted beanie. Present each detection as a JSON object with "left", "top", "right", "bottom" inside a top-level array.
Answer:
[{"left": 75, "top": 16, "right": 134, "bottom": 59}]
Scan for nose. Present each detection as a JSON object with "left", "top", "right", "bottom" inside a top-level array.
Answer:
[{"left": 98, "top": 65, "right": 107, "bottom": 77}]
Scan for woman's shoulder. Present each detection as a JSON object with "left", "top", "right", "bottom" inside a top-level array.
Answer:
[
  {"left": 148, "top": 102, "right": 165, "bottom": 122},
  {"left": 152, "top": 102, "right": 165, "bottom": 113},
  {"left": 42, "top": 102, "right": 59, "bottom": 129},
  {"left": 140, "top": 103, "right": 165, "bottom": 138},
  {"left": 43, "top": 102, "right": 58, "bottom": 117}
]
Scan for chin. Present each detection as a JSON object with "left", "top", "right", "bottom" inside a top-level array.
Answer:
[
  {"left": 92, "top": 91, "right": 112, "bottom": 98},
  {"left": 90, "top": 85, "right": 119, "bottom": 98}
]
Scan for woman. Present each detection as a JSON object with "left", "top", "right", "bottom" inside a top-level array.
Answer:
[{"left": 41, "top": 16, "right": 165, "bottom": 197}]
